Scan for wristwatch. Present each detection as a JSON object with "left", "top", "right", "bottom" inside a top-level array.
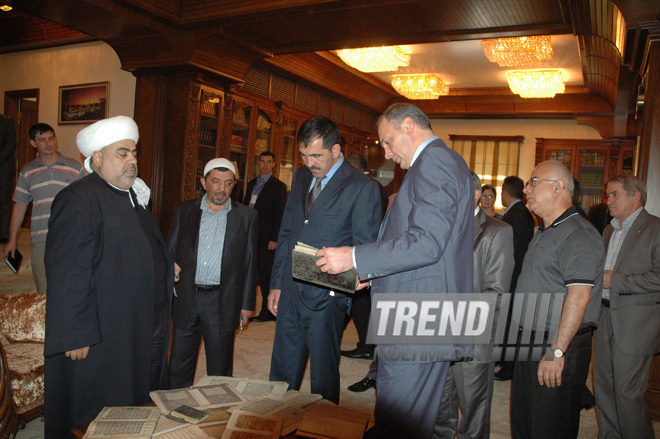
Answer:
[{"left": 549, "top": 347, "right": 564, "bottom": 358}]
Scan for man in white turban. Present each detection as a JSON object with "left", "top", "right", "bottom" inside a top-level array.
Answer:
[{"left": 44, "top": 116, "right": 175, "bottom": 439}]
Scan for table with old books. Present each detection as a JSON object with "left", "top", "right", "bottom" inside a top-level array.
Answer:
[{"left": 72, "top": 376, "right": 371, "bottom": 439}]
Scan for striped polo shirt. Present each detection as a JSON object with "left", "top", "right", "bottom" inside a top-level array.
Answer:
[{"left": 13, "top": 152, "right": 84, "bottom": 242}]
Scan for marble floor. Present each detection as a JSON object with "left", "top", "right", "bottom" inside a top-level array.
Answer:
[{"left": 3, "top": 229, "right": 659, "bottom": 438}]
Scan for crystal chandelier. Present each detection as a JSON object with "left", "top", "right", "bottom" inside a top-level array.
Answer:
[
  {"left": 506, "top": 70, "right": 565, "bottom": 98},
  {"left": 336, "top": 46, "right": 410, "bottom": 73},
  {"left": 391, "top": 74, "right": 449, "bottom": 100},
  {"left": 481, "top": 36, "right": 553, "bottom": 67}
]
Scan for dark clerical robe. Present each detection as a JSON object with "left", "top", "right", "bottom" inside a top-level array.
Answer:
[{"left": 44, "top": 172, "right": 173, "bottom": 438}]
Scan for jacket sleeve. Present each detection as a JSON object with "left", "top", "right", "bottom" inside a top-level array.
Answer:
[
  {"left": 611, "top": 222, "right": 660, "bottom": 296},
  {"left": 242, "top": 210, "right": 259, "bottom": 311},
  {"left": 44, "top": 188, "right": 102, "bottom": 356}
]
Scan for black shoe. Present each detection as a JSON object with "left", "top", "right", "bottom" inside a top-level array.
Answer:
[
  {"left": 340, "top": 348, "right": 374, "bottom": 360},
  {"left": 250, "top": 313, "right": 276, "bottom": 322},
  {"left": 348, "top": 377, "right": 376, "bottom": 392},
  {"left": 581, "top": 401, "right": 595, "bottom": 410},
  {"left": 494, "top": 370, "right": 512, "bottom": 381}
]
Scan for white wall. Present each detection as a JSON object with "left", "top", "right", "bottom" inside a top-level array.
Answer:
[
  {"left": 0, "top": 41, "right": 136, "bottom": 161},
  {"left": 431, "top": 118, "right": 602, "bottom": 182}
]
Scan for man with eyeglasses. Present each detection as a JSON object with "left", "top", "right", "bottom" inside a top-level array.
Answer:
[
  {"left": 593, "top": 175, "right": 660, "bottom": 439},
  {"left": 511, "top": 160, "right": 604, "bottom": 439}
]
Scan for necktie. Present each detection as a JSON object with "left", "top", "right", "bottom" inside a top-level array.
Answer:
[{"left": 307, "top": 177, "right": 322, "bottom": 215}]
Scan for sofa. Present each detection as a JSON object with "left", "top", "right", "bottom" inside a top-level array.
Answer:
[{"left": 0, "top": 292, "right": 46, "bottom": 434}]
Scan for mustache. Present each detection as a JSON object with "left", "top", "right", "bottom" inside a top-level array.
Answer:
[{"left": 309, "top": 166, "right": 321, "bottom": 171}]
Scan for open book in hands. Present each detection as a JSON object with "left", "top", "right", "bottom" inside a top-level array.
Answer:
[{"left": 292, "top": 242, "right": 359, "bottom": 294}]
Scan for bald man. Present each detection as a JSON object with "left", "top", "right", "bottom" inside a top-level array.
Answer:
[
  {"left": 511, "top": 161, "right": 604, "bottom": 439},
  {"left": 44, "top": 116, "right": 175, "bottom": 438}
]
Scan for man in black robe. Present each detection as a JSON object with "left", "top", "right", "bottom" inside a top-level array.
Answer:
[{"left": 44, "top": 116, "right": 174, "bottom": 438}]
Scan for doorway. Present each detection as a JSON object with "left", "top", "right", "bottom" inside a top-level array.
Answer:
[{"left": 4, "top": 89, "right": 39, "bottom": 228}]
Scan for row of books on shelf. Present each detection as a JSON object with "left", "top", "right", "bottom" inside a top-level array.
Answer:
[
  {"left": 233, "top": 109, "right": 248, "bottom": 126},
  {"left": 198, "top": 128, "right": 217, "bottom": 146},
  {"left": 257, "top": 115, "right": 272, "bottom": 130},
  {"left": 200, "top": 100, "right": 218, "bottom": 117},
  {"left": 580, "top": 152, "right": 605, "bottom": 166},
  {"left": 231, "top": 134, "right": 246, "bottom": 149},
  {"left": 579, "top": 172, "right": 604, "bottom": 188}
]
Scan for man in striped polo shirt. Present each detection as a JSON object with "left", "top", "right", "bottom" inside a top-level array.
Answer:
[{"left": 3, "top": 123, "right": 83, "bottom": 292}]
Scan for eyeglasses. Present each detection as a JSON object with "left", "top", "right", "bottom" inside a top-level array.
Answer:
[
  {"left": 481, "top": 195, "right": 494, "bottom": 199},
  {"left": 526, "top": 177, "right": 557, "bottom": 188}
]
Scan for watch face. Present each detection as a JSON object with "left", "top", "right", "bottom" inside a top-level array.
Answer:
[{"left": 553, "top": 348, "right": 563, "bottom": 358}]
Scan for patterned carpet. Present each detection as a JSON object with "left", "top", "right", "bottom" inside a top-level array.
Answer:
[{"left": 4, "top": 229, "right": 659, "bottom": 438}]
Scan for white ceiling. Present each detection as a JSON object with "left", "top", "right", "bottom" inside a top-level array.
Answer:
[{"left": 368, "top": 34, "right": 584, "bottom": 90}]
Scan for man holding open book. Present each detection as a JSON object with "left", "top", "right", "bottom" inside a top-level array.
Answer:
[{"left": 267, "top": 116, "right": 382, "bottom": 404}]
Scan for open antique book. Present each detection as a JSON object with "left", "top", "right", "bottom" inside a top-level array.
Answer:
[{"left": 292, "top": 242, "right": 359, "bottom": 294}]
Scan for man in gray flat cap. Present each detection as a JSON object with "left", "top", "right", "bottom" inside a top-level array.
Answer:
[
  {"left": 168, "top": 158, "right": 258, "bottom": 388},
  {"left": 44, "top": 115, "right": 175, "bottom": 439}
]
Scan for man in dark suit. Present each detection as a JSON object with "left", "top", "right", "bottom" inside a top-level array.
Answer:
[
  {"left": 594, "top": 174, "right": 660, "bottom": 439},
  {"left": 168, "top": 158, "right": 258, "bottom": 388},
  {"left": 435, "top": 172, "right": 514, "bottom": 438},
  {"left": 496, "top": 175, "right": 535, "bottom": 381},
  {"left": 0, "top": 114, "right": 16, "bottom": 244},
  {"left": 267, "top": 116, "right": 382, "bottom": 404},
  {"left": 318, "top": 103, "right": 473, "bottom": 438},
  {"left": 243, "top": 151, "right": 287, "bottom": 322}
]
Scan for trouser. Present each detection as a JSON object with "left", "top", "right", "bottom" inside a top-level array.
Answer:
[
  {"left": 511, "top": 330, "right": 592, "bottom": 439},
  {"left": 169, "top": 288, "right": 235, "bottom": 388}
]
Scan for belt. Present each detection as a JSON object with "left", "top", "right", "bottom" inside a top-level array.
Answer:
[
  {"left": 195, "top": 284, "right": 220, "bottom": 292},
  {"left": 602, "top": 298, "right": 610, "bottom": 308},
  {"left": 576, "top": 325, "right": 593, "bottom": 336}
]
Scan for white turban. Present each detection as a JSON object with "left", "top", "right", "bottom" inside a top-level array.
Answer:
[
  {"left": 77, "top": 115, "right": 139, "bottom": 174},
  {"left": 76, "top": 115, "right": 150, "bottom": 207}
]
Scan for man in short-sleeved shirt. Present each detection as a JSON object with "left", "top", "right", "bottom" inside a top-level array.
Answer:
[
  {"left": 3, "top": 123, "right": 83, "bottom": 292},
  {"left": 511, "top": 160, "right": 604, "bottom": 439}
]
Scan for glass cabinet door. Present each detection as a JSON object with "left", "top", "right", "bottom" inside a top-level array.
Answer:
[
  {"left": 194, "top": 90, "right": 222, "bottom": 199},
  {"left": 578, "top": 148, "right": 608, "bottom": 211},
  {"left": 251, "top": 110, "right": 273, "bottom": 179},
  {"left": 545, "top": 148, "right": 572, "bottom": 168},
  {"left": 229, "top": 100, "right": 253, "bottom": 197},
  {"left": 279, "top": 116, "right": 299, "bottom": 190}
]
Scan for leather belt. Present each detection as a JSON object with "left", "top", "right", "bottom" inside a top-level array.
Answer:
[
  {"left": 576, "top": 325, "right": 593, "bottom": 336},
  {"left": 195, "top": 284, "right": 220, "bottom": 292},
  {"left": 602, "top": 298, "right": 610, "bottom": 308}
]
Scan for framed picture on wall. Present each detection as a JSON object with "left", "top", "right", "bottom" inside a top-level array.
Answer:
[{"left": 58, "top": 82, "right": 109, "bottom": 125}]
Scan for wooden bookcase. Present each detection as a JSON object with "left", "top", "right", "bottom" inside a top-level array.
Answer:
[{"left": 535, "top": 138, "right": 636, "bottom": 211}]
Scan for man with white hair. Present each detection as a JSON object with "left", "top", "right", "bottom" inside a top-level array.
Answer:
[
  {"left": 167, "top": 158, "right": 257, "bottom": 388},
  {"left": 511, "top": 160, "right": 604, "bottom": 439},
  {"left": 44, "top": 116, "right": 175, "bottom": 438}
]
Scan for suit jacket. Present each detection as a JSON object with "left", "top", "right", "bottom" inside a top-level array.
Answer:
[
  {"left": 473, "top": 208, "right": 514, "bottom": 360},
  {"left": 501, "top": 200, "right": 535, "bottom": 293},
  {"left": 168, "top": 198, "right": 258, "bottom": 331},
  {"left": 243, "top": 175, "right": 287, "bottom": 248},
  {"left": 355, "top": 138, "right": 474, "bottom": 359},
  {"left": 270, "top": 159, "right": 382, "bottom": 312},
  {"left": 604, "top": 209, "right": 660, "bottom": 355}
]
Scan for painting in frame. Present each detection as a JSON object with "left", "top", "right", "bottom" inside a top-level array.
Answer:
[{"left": 58, "top": 82, "right": 109, "bottom": 125}]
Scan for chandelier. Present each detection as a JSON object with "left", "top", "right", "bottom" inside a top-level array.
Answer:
[
  {"left": 506, "top": 70, "right": 565, "bottom": 98},
  {"left": 391, "top": 74, "right": 449, "bottom": 100},
  {"left": 336, "top": 46, "right": 410, "bottom": 73},
  {"left": 481, "top": 36, "right": 553, "bottom": 67}
]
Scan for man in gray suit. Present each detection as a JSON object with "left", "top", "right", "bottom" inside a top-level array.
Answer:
[
  {"left": 593, "top": 174, "right": 660, "bottom": 439},
  {"left": 435, "top": 172, "right": 514, "bottom": 439},
  {"left": 318, "top": 103, "right": 473, "bottom": 438}
]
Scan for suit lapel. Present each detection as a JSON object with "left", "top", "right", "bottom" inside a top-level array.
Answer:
[
  {"left": 613, "top": 210, "right": 648, "bottom": 271},
  {"left": 221, "top": 201, "right": 238, "bottom": 270},
  {"left": 313, "top": 160, "right": 349, "bottom": 208},
  {"left": 474, "top": 209, "right": 486, "bottom": 242}
]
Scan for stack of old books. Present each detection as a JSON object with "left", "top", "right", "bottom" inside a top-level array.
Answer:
[{"left": 83, "top": 376, "right": 370, "bottom": 439}]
